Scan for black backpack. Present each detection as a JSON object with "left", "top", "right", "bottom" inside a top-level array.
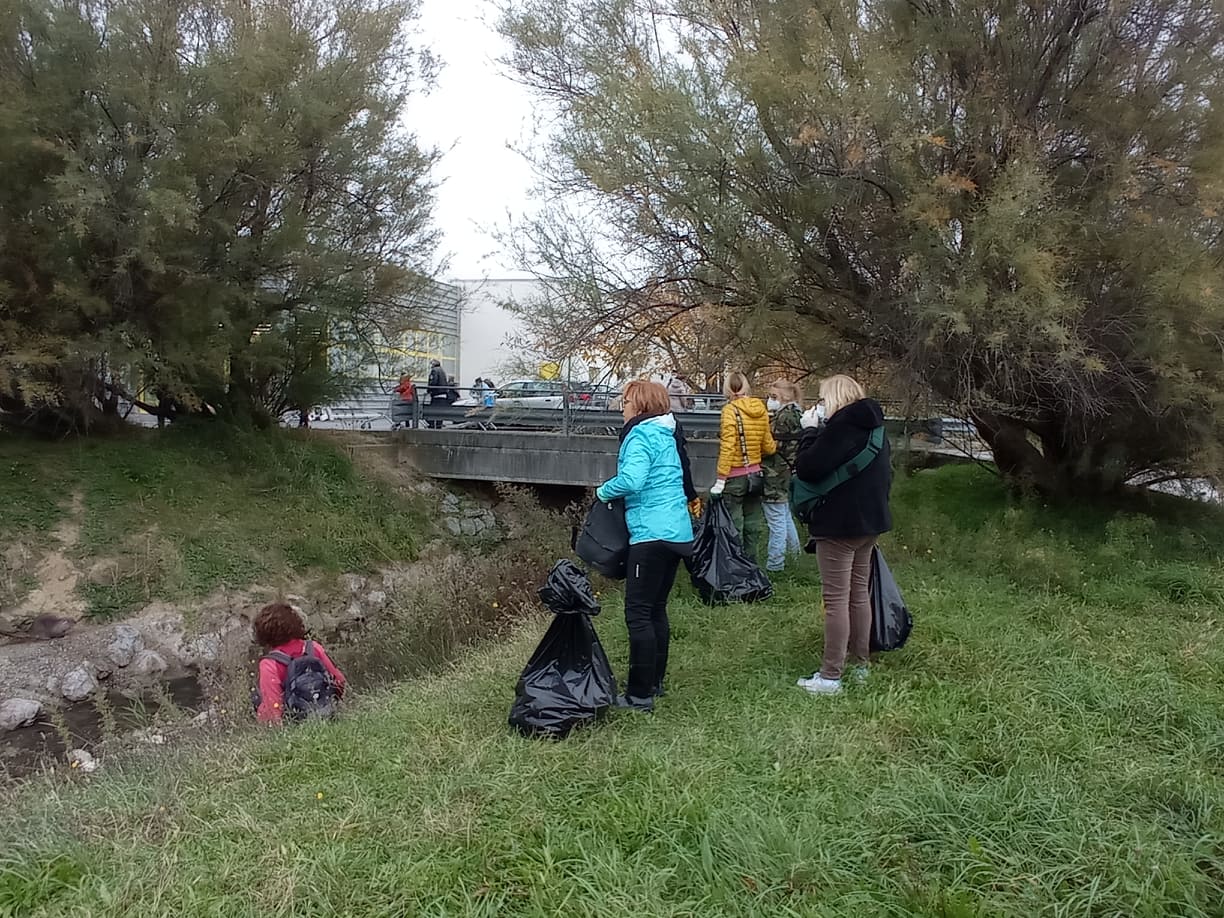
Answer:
[{"left": 264, "top": 641, "right": 338, "bottom": 720}]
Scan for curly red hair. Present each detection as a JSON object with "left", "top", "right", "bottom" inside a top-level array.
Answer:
[{"left": 253, "top": 603, "right": 307, "bottom": 648}]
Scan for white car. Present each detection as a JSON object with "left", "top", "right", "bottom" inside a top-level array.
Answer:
[{"left": 494, "top": 379, "right": 567, "bottom": 408}]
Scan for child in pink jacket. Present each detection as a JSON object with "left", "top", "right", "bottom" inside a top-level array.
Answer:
[{"left": 252, "top": 603, "right": 346, "bottom": 723}]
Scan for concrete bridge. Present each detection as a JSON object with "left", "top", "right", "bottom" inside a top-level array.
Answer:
[{"left": 336, "top": 406, "right": 989, "bottom": 488}]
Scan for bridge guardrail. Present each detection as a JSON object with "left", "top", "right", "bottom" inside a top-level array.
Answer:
[
  {"left": 314, "top": 382, "right": 971, "bottom": 445},
  {"left": 392, "top": 403, "right": 948, "bottom": 442}
]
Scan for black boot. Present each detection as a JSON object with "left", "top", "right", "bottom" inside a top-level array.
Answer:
[{"left": 615, "top": 693, "right": 655, "bottom": 712}]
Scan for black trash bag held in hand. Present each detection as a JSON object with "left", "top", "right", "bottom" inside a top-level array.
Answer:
[
  {"left": 686, "top": 500, "right": 773, "bottom": 605},
  {"left": 573, "top": 498, "right": 629, "bottom": 579},
  {"left": 869, "top": 547, "right": 913, "bottom": 652},
  {"left": 508, "top": 560, "right": 618, "bottom": 738}
]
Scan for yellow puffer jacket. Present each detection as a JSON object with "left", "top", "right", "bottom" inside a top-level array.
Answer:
[{"left": 717, "top": 397, "right": 777, "bottom": 479}]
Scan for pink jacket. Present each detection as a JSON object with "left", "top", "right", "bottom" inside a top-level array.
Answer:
[{"left": 255, "top": 639, "right": 346, "bottom": 723}]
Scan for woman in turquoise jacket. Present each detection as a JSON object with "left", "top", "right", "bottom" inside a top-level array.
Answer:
[{"left": 596, "top": 379, "right": 695, "bottom": 711}]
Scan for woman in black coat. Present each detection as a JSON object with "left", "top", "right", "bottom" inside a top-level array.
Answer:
[{"left": 793, "top": 375, "right": 892, "bottom": 696}]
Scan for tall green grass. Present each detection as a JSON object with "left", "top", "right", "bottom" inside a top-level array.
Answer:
[
  {"left": 2, "top": 466, "right": 1223, "bottom": 916},
  {"left": 0, "top": 424, "right": 426, "bottom": 618}
]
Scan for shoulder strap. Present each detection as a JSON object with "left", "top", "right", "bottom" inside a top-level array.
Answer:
[
  {"left": 732, "top": 406, "right": 750, "bottom": 467},
  {"left": 817, "top": 426, "right": 885, "bottom": 496},
  {"left": 265, "top": 641, "right": 316, "bottom": 666},
  {"left": 793, "top": 425, "right": 885, "bottom": 513}
]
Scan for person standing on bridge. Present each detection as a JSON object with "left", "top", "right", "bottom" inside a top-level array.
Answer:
[
  {"left": 666, "top": 374, "right": 693, "bottom": 413},
  {"left": 596, "top": 379, "right": 695, "bottom": 712},
  {"left": 793, "top": 375, "right": 892, "bottom": 696},
  {"left": 709, "top": 371, "right": 776, "bottom": 560},
  {"left": 392, "top": 373, "right": 417, "bottom": 430},
  {"left": 426, "top": 359, "right": 447, "bottom": 429}
]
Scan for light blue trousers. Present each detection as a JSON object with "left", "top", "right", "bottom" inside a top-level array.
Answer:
[{"left": 763, "top": 501, "right": 801, "bottom": 571}]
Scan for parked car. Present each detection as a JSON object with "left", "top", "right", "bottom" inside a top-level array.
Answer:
[
  {"left": 495, "top": 379, "right": 566, "bottom": 408},
  {"left": 566, "top": 383, "right": 619, "bottom": 410}
]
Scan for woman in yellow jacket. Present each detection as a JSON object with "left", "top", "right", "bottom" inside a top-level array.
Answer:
[{"left": 709, "top": 372, "right": 777, "bottom": 560}]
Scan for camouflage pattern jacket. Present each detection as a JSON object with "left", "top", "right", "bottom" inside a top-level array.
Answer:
[{"left": 763, "top": 403, "right": 803, "bottom": 502}]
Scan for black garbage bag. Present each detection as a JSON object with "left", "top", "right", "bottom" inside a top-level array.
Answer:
[
  {"left": 686, "top": 500, "right": 773, "bottom": 605},
  {"left": 573, "top": 497, "right": 629, "bottom": 579},
  {"left": 869, "top": 547, "right": 913, "bottom": 652},
  {"left": 508, "top": 561, "right": 617, "bottom": 738},
  {"left": 537, "top": 557, "right": 601, "bottom": 614}
]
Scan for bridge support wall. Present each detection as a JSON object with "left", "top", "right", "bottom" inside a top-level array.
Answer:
[
  {"left": 393, "top": 430, "right": 721, "bottom": 488},
  {"left": 386, "top": 429, "right": 978, "bottom": 488}
]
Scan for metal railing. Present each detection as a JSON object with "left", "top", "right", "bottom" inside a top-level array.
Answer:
[
  {"left": 385, "top": 400, "right": 948, "bottom": 443},
  {"left": 304, "top": 382, "right": 969, "bottom": 445}
]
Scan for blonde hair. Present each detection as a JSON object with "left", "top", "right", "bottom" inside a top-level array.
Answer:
[
  {"left": 723, "top": 371, "right": 750, "bottom": 400},
  {"left": 818, "top": 375, "right": 867, "bottom": 416},
  {"left": 622, "top": 379, "right": 671, "bottom": 417},
  {"left": 771, "top": 379, "right": 803, "bottom": 405}
]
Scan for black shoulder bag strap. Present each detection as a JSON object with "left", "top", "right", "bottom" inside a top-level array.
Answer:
[{"left": 733, "top": 406, "right": 751, "bottom": 469}]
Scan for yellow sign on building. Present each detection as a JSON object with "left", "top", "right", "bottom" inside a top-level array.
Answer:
[{"left": 539, "top": 362, "right": 561, "bottom": 380}]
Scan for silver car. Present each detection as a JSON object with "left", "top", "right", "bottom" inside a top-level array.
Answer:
[{"left": 495, "top": 379, "right": 566, "bottom": 409}]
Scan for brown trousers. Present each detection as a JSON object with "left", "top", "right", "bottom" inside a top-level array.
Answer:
[{"left": 815, "top": 536, "right": 877, "bottom": 679}]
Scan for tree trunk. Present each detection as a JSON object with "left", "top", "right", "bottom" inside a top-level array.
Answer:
[
  {"left": 971, "top": 409, "right": 1063, "bottom": 495},
  {"left": 971, "top": 408, "right": 1125, "bottom": 498}
]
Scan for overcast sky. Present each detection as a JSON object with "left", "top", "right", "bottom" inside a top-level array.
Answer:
[{"left": 412, "top": 0, "right": 538, "bottom": 281}]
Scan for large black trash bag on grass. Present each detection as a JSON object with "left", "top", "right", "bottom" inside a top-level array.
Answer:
[
  {"left": 508, "top": 560, "right": 617, "bottom": 738},
  {"left": 686, "top": 500, "right": 773, "bottom": 605},
  {"left": 869, "top": 547, "right": 913, "bottom": 652},
  {"left": 537, "top": 557, "right": 601, "bottom": 614}
]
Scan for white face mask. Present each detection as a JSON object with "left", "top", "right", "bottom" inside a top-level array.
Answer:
[
  {"left": 766, "top": 397, "right": 781, "bottom": 412},
  {"left": 816, "top": 403, "right": 827, "bottom": 421}
]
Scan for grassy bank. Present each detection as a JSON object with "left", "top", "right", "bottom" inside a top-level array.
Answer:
[
  {"left": 3, "top": 467, "right": 1224, "bottom": 916},
  {"left": 0, "top": 424, "right": 424, "bottom": 618}
]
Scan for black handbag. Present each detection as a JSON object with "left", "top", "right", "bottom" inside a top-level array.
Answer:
[
  {"left": 573, "top": 497, "right": 629, "bottom": 579},
  {"left": 732, "top": 407, "right": 765, "bottom": 498}
]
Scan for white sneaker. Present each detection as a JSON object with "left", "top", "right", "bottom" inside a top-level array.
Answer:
[
  {"left": 851, "top": 666, "right": 869, "bottom": 684},
  {"left": 797, "top": 674, "right": 842, "bottom": 695}
]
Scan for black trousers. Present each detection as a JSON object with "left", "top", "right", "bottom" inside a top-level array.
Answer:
[{"left": 624, "top": 540, "right": 683, "bottom": 699}]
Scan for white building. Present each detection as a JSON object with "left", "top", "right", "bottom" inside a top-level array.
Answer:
[
  {"left": 454, "top": 277, "right": 542, "bottom": 384},
  {"left": 454, "top": 276, "right": 628, "bottom": 386},
  {"left": 335, "top": 279, "right": 464, "bottom": 388}
]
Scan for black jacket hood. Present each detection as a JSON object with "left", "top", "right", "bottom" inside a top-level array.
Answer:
[{"left": 828, "top": 398, "right": 885, "bottom": 430}]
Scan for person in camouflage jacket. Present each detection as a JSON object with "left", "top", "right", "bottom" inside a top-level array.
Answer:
[{"left": 762, "top": 380, "right": 805, "bottom": 571}]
